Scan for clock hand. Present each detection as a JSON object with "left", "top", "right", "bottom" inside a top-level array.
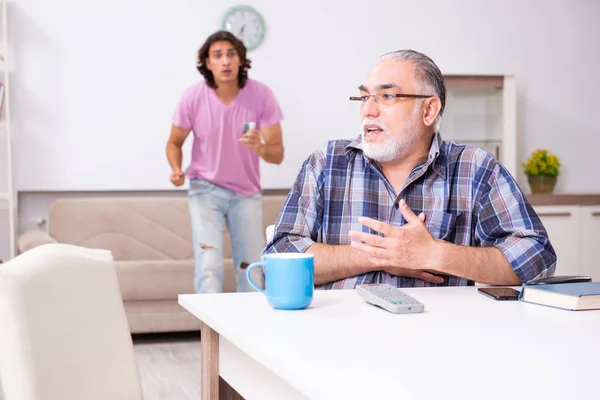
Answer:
[{"left": 238, "top": 25, "right": 246, "bottom": 37}]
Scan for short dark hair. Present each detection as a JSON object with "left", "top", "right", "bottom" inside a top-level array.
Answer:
[{"left": 196, "top": 31, "right": 252, "bottom": 89}]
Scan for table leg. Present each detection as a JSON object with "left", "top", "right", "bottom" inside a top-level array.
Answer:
[
  {"left": 201, "top": 322, "right": 219, "bottom": 399},
  {"left": 219, "top": 376, "right": 244, "bottom": 400},
  {"left": 201, "top": 322, "right": 244, "bottom": 400}
]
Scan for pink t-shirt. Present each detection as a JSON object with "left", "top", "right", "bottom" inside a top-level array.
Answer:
[{"left": 172, "top": 79, "right": 283, "bottom": 196}]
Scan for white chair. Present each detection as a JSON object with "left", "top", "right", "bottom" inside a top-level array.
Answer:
[
  {"left": 0, "top": 243, "right": 143, "bottom": 400},
  {"left": 266, "top": 224, "right": 275, "bottom": 243}
]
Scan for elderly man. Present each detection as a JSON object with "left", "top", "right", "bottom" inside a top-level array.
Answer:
[{"left": 263, "top": 49, "right": 556, "bottom": 289}]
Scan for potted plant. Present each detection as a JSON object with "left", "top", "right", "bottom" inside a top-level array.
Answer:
[{"left": 522, "top": 149, "right": 561, "bottom": 194}]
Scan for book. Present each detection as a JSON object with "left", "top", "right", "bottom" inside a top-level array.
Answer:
[{"left": 519, "top": 282, "right": 600, "bottom": 311}]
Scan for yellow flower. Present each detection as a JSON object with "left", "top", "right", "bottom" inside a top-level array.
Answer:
[{"left": 522, "top": 149, "right": 561, "bottom": 177}]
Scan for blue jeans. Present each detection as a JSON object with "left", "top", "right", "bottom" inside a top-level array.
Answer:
[{"left": 188, "top": 178, "right": 264, "bottom": 294}]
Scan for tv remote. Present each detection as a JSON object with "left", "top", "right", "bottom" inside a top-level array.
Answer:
[{"left": 356, "top": 284, "right": 425, "bottom": 314}]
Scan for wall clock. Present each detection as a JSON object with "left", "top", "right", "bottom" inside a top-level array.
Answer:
[{"left": 221, "top": 5, "right": 266, "bottom": 51}]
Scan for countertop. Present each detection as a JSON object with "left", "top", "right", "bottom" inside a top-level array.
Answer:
[
  {"left": 264, "top": 190, "right": 600, "bottom": 207},
  {"left": 526, "top": 194, "right": 600, "bottom": 206}
]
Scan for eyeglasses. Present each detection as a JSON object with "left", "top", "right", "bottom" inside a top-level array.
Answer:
[{"left": 349, "top": 93, "right": 433, "bottom": 106}]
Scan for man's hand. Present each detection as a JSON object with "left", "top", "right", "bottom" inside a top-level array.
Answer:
[
  {"left": 348, "top": 199, "right": 444, "bottom": 284},
  {"left": 239, "top": 128, "right": 264, "bottom": 155},
  {"left": 166, "top": 125, "right": 190, "bottom": 185},
  {"left": 170, "top": 169, "right": 185, "bottom": 187}
]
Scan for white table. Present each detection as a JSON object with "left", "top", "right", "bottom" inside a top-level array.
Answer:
[{"left": 179, "top": 286, "right": 600, "bottom": 400}]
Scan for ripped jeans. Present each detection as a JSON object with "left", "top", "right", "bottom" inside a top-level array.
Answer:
[{"left": 188, "top": 178, "right": 264, "bottom": 294}]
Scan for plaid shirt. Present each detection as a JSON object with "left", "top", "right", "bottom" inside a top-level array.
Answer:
[{"left": 263, "top": 133, "right": 557, "bottom": 289}]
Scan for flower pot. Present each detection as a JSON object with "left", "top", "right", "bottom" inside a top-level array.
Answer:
[{"left": 528, "top": 175, "right": 557, "bottom": 194}]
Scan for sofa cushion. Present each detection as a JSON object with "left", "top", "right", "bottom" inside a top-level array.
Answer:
[
  {"left": 115, "top": 258, "right": 239, "bottom": 300},
  {"left": 116, "top": 260, "right": 195, "bottom": 301},
  {"left": 47, "top": 195, "right": 288, "bottom": 262},
  {"left": 48, "top": 197, "right": 193, "bottom": 261}
]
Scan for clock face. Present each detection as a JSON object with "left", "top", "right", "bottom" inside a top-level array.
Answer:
[{"left": 221, "top": 5, "right": 266, "bottom": 51}]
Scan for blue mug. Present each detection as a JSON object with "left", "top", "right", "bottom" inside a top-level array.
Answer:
[{"left": 246, "top": 253, "right": 314, "bottom": 310}]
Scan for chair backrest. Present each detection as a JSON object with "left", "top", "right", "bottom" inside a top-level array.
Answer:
[
  {"left": 266, "top": 224, "right": 275, "bottom": 243},
  {"left": 0, "top": 243, "right": 143, "bottom": 400}
]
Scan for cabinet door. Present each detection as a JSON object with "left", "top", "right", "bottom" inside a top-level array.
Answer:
[
  {"left": 580, "top": 206, "right": 600, "bottom": 281},
  {"left": 534, "top": 206, "right": 581, "bottom": 276}
]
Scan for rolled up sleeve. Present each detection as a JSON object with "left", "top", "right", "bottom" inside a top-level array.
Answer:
[
  {"left": 475, "top": 163, "right": 557, "bottom": 283},
  {"left": 263, "top": 146, "right": 326, "bottom": 256}
]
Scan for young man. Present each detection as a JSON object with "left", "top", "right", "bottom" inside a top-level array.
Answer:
[
  {"left": 166, "top": 31, "right": 284, "bottom": 294},
  {"left": 264, "top": 49, "right": 556, "bottom": 289}
]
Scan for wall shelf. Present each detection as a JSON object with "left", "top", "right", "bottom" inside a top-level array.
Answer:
[
  {"left": 444, "top": 75, "right": 504, "bottom": 89},
  {"left": 441, "top": 74, "right": 517, "bottom": 177}
]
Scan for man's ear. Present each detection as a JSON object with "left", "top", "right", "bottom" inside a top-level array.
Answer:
[{"left": 422, "top": 97, "right": 442, "bottom": 128}]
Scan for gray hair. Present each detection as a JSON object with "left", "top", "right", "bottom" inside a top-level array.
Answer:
[{"left": 379, "top": 49, "right": 446, "bottom": 131}]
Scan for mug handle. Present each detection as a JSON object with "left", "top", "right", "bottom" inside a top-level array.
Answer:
[{"left": 246, "top": 262, "right": 266, "bottom": 294}]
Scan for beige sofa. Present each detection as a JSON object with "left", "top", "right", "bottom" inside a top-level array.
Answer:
[{"left": 17, "top": 195, "right": 288, "bottom": 334}]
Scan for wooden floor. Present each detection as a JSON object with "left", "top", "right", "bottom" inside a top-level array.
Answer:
[
  {"left": 134, "top": 332, "right": 202, "bottom": 399},
  {"left": 0, "top": 332, "right": 203, "bottom": 400}
]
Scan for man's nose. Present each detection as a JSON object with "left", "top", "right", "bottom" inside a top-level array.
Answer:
[{"left": 361, "top": 96, "right": 380, "bottom": 118}]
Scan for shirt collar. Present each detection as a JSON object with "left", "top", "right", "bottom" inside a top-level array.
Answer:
[{"left": 345, "top": 132, "right": 447, "bottom": 179}]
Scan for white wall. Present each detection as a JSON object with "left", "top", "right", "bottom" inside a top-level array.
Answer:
[
  {"left": 2, "top": 0, "right": 600, "bottom": 260},
  {"left": 0, "top": 211, "right": 8, "bottom": 261},
  {"left": 8, "top": 0, "right": 600, "bottom": 193}
]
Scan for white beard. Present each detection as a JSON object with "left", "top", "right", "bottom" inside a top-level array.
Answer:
[{"left": 361, "top": 109, "right": 422, "bottom": 163}]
